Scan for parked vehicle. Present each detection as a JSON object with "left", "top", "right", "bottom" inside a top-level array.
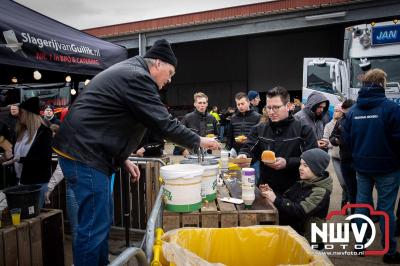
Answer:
[{"left": 303, "top": 20, "right": 400, "bottom": 115}]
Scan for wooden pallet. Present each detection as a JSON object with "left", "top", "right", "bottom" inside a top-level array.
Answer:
[
  {"left": 0, "top": 208, "right": 64, "bottom": 266},
  {"left": 163, "top": 181, "right": 278, "bottom": 232}
]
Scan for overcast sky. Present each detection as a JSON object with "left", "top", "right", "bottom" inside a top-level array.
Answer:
[{"left": 15, "top": 0, "right": 269, "bottom": 30}]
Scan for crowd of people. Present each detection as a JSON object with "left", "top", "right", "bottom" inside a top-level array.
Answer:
[{"left": 0, "top": 39, "right": 399, "bottom": 265}]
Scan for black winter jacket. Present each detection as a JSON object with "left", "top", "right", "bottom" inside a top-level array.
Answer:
[
  {"left": 53, "top": 56, "right": 200, "bottom": 175},
  {"left": 19, "top": 124, "right": 53, "bottom": 185},
  {"left": 329, "top": 115, "right": 352, "bottom": 163},
  {"left": 181, "top": 110, "right": 218, "bottom": 137},
  {"left": 274, "top": 172, "right": 332, "bottom": 236},
  {"left": 239, "top": 116, "right": 317, "bottom": 194},
  {"left": 226, "top": 109, "right": 260, "bottom": 152}
]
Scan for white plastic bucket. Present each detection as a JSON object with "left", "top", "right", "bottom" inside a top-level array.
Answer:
[
  {"left": 200, "top": 161, "right": 219, "bottom": 201},
  {"left": 160, "top": 164, "right": 204, "bottom": 212},
  {"left": 180, "top": 159, "right": 219, "bottom": 202}
]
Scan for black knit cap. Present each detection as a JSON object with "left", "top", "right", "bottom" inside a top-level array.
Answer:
[
  {"left": 19, "top": 97, "right": 40, "bottom": 115},
  {"left": 301, "top": 148, "right": 330, "bottom": 177},
  {"left": 144, "top": 39, "right": 177, "bottom": 68}
]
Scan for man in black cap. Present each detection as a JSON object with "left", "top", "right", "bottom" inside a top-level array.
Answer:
[
  {"left": 53, "top": 39, "right": 220, "bottom": 266},
  {"left": 248, "top": 90, "right": 261, "bottom": 113}
]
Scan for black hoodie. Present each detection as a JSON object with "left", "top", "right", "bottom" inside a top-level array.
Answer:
[{"left": 294, "top": 91, "right": 330, "bottom": 140}]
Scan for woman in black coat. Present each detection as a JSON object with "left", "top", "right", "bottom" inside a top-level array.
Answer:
[{"left": 3, "top": 97, "right": 53, "bottom": 207}]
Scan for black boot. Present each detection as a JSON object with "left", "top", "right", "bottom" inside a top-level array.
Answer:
[{"left": 383, "top": 252, "right": 400, "bottom": 264}]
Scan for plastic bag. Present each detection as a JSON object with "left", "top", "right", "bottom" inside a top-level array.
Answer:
[{"left": 160, "top": 226, "right": 332, "bottom": 266}]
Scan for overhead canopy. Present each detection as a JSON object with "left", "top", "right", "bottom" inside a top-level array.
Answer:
[{"left": 0, "top": 1, "right": 128, "bottom": 76}]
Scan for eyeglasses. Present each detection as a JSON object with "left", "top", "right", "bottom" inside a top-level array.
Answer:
[{"left": 266, "top": 104, "right": 285, "bottom": 112}]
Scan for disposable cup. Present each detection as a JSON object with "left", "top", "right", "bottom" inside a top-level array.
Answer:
[{"left": 10, "top": 208, "right": 21, "bottom": 225}]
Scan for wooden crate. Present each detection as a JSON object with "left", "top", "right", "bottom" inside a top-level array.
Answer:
[
  {"left": 0, "top": 208, "right": 64, "bottom": 266},
  {"left": 163, "top": 181, "right": 278, "bottom": 232}
]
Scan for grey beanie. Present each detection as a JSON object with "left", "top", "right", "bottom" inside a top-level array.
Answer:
[{"left": 301, "top": 148, "right": 330, "bottom": 177}]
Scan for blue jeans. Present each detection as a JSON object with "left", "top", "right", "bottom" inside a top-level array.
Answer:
[
  {"left": 251, "top": 161, "right": 260, "bottom": 184},
  {"left": 355, "top": 170, "right": 400, "bottom": 255},
  {"left": 59, "top": 158, "right": 113, "bottom": 266},
  {"left": 219, "top": 125, "right": 225, "bottom": 140},
  {"left": 332, "top": 158, "right": 347, "bottom": 204},
  {"left": 37, "top": 182, "right": 48, "bottom": 209},
  {"left": 66, "top": 183, "right": 78, "bottom": 243}
]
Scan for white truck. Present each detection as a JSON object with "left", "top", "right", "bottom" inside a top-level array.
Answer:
[{"left": 303, "top": 20, "right": 400, "bottom": 115}]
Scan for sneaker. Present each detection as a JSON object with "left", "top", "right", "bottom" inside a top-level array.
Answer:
[{"left": 383, "top": 251, "right": 400, "bottom": 264}]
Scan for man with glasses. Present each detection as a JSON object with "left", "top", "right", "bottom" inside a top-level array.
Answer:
[
  {"left": 238, "top": 86, "right": 317, "bottom": 194},
  {"left": 294, "top": 91, "right": 330, "bottom": 149},
  {"left": 53, "top": 39, "right": 220, "bottom": 266}
]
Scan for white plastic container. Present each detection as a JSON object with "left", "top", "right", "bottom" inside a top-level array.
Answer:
[
  {"left": 241, "top": 168, "right": 255, "bottom": 187},
  {"left": 200, "top": 160, "right": 219, "bottom": 201},
  {"left": 180, "top": 159, "right": 219, "bottom": 202},
  {"left": 242, "top": 186, "right": 255, "bottom": 207},
  {"left": 160, "top": 164, "right": 204, "bottom": 212},
  {"left": 241, "top": 168, "right": 255, "bottom": 207}
]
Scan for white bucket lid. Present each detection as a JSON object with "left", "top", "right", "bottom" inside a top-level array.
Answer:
[{"left": 160, "top": 164, "right": 204, "bottom": 180}]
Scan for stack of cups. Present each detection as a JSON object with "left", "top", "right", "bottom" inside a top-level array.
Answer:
[
  {"left": 241, "top": 168, "right": 255, "bottom": 208},
  {"left": 219, "top": 150, "right": 230, "bottom": 185}
]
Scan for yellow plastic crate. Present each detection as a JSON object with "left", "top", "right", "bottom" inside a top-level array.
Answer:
[{"left": 152, "top": 226, "right": 332, "bottom": 266}]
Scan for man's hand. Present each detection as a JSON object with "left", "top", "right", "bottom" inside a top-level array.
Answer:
[
  {"left": 45, "top": 190, "right": 52, "bottom": 205},
  {"left": 236, "top": 154, "right": 251, "bottom": 168},
  {"left": 263, "top": 157, "right": 286, "bottom": 170},
  {"left": 182, "top": 149, "right": 190, "bottom": 156},
  {"left": 2, "top": 157, "right": 18, "bottom": 166},
  {"left": 317, "top": 139, "right": 329, "bottom": 149},
  {"left": 199, "top": 137, "right": 221, "bottom": 150},
  {"left": 136, "top": 147, "right": 145, "bottom": 157},
  {"left": 124, "top": 160, "right": 140, "bottom": 183}
]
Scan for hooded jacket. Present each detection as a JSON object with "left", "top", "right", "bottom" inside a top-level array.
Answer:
[
  {"left": 274, "top": 172, "right": 333, "bottom": 235},
  {"left": 226, "top": 109, "right": 261, "bottom": 152},
  {"left": 294, "top": 92, "right": 330, "bottom": 140},
  {"left": 343, "top": 84, "right": 400, "bottom": 174},
  {"left": 239, "top": 116, "right": 318, "bottom": 194},
  {"left": 53, "top": 56, "right": 200, "bottom": 175}
]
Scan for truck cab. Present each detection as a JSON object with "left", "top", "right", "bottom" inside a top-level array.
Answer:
[
  {"left": 303, "top": 21, "right": 400, "bottom": 113},
  {"left": 302, "top": 57, "right": 348, "bottom": 115}
]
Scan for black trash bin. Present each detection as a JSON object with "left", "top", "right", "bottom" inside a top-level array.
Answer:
[{"left": 3, "top": 184, "right": 42, "bottom": 219}]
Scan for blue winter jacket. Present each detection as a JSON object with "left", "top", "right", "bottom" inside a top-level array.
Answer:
[{"left": 343, "top": 84, "right": 400, "bottom": 175}]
